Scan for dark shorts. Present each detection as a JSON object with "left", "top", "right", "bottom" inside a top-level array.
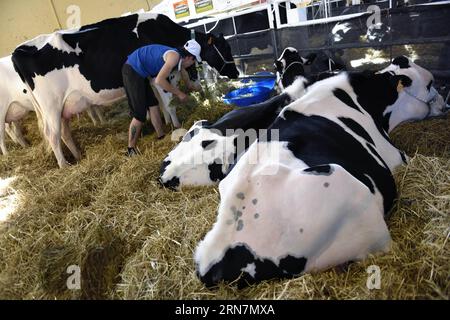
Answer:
[{"left": 122, "top": 63, "right": 159, "bottom": 122}]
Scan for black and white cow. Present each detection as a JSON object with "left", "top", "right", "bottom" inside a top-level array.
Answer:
[
  {"left": 159, "top": 77, "right": 309, "bottom": 190},
  {"left": 12, "top": 13, "right": 239, "bottom": 168},
  {"left": 0, "top": 55, "right": 106, "bottom": 155},
  {"left": 274, "top": 47, "right": 316, "bottom": 91},
  {"left": 194, "top": 56, "right": 449, "bottom": 287},
  {"left": 275, "top": 48, "right": 347, "bottom": 90}
]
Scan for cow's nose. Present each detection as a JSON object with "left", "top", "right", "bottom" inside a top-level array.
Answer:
[{"left": 159, "top": 176, "right": 180, "bottom": 191}]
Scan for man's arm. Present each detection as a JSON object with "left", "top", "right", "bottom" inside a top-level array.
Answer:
[{"left": 154, "top": 51, "right": 186, "bottom": 99}]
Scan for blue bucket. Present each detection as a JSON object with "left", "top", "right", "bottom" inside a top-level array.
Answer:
[
  {"left": 241, "top": 72, "right": 276, "bottom": 90},
  {"left": 223, "top": 85, "right": 272, "bottom": 107}
]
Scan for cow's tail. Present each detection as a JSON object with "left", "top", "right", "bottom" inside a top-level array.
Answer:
[
  {"left": 12, "top": 47, "right": 48, "bottom": 145},
  {"left": 11, "top": 45, "right": 36, "bottom": 85}
]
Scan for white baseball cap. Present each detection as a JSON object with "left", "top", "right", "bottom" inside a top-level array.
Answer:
[{"left": 184, "top": 40, "right": 202, "bottom": 62}]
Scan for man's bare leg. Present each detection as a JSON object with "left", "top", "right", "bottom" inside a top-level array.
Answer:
[
  {"left": 148, "top": 105, "right": 165, "bottom": 138},
  {"left": 128, "top": 117, "right": 144, "bottom": 149}
]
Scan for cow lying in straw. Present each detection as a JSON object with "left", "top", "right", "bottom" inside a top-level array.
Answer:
[{"left": 194, "top": 56, "right": 449, "bottom": 287}]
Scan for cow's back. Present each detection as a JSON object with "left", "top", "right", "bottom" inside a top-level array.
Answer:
[{"left": 12, "top": 13, "right": 191, "bottom": 94}]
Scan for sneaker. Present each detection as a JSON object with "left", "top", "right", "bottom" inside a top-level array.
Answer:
[{"left": 126, "top": 147, "right": 139, "bottom": 157}]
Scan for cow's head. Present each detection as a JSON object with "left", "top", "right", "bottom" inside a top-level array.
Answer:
[
  {"left": 274, "top": 47, "right": 316, "bottom": 73},
  {"left": 158, "top": 121, "right": 236, "bottom": 190},
  {"left": 274, "top": 47, "right": 316, "bottom": 90},
  {"left": 201, "top": 33, "right": 239, "bottom": 79},
  {"left": 379, "top": 56, "right": 448, "bottom": 132}
]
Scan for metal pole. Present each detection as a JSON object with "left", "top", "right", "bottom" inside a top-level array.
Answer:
[
  {"left": 274, "top": 0, "right": 281, "bottom": 27},
  {"left": 267, "top": 2, "right": 279, "bottom": 59},
  {"left": 49, "top": 0, "right": 62, "bottom": 30},
  {"left": 145, "top": 0, "right": 152, "bottom": 11}
]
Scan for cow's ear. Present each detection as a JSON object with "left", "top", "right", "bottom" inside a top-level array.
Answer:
[
  {"left": 392, "top": 56, "right": 410, "bottom": 69},
  {"left": 392, "top": 75, "right": 412, "bottom": 93}
]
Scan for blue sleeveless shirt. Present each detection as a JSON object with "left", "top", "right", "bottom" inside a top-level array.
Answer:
[{"left": 126, "top": 44, "right": 179, "bottom": 78}]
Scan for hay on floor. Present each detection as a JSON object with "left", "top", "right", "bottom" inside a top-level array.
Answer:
[{"left": 0, "top": 83, "right": 448, "bottom": 299}]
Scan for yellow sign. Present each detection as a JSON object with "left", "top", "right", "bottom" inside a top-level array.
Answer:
[
  {"left": 173, "top": 0, "right": 190, "bottom": 19},
  {"left": 194, "top": 0, "right": 214, "bottom": 14}
]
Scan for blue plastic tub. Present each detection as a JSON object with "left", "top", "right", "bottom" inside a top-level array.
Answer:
[
  {"left": 223, "top": 85, "right": 272, "bottom": 107},
  {"left": 223, "top": 72, "right": 276, "bottom": 107},
  {"left": 241, "top": 72, "right": 276, "bottom": 90}
]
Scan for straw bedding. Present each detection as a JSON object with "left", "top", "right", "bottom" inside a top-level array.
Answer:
[{"left": 0, "top": 84, "right": 448, "bottom": 300}]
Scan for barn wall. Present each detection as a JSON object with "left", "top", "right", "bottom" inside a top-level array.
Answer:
[{"left": 0, "top": 0, "right": 160, "bottom": 57}]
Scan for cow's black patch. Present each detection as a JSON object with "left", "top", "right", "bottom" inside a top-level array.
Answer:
[
  {"left": 197, "top": 244, "right": 307, "bottom": 288},
  {"left": 333, "top": 88, "right": 363, "bottom": 114},
  {"left": 12, "top": 14, "right": 238, "bottom": 92},
  {"left": 201, "top": 139, "right": 217, "bottom": 150},
  {"left": 338, "top": 117, "right": 375, "bottom": 145},
  {"left": 208, "top": 160, "right": 226, "bottom": 182},
  {"left": 279, "top": 255, "right": 307, "bottom": 275},
  {"left": 160, "top": 176, "right": 180, "bottom": 190},
  {"left": 209, "top": 93, "right": 291, "bottom": 136},
  {"left": 159, "top": 160, "right": 171, "bottom": 176},
  {"left": 282, "top": 69, "right": 306, "bottom": 90},
  {"left": 158, "top": 160, "right": 180, "bottom": 190},
  {"left": 236, "top": 220, "right": 244, "bottom": 231},
  {"left": 400, "top": 151, "right": 407, "bottom": 164},
  {"left": 366, "top": 143, "right": 389, "bottom": 171},
  {"left": 271, "top": 111, "right": 396, "bottom": 213},
  {"left": 183, "top": 127, "right": 201, "bottom": 142},
  {"left": 392, "top": 56, "right": 410, "bottom": 69},
  {"left": 231, "top": 206, "right": 239, "bottom": 221},
  {"left": 361, "top": 175, "right": 375, "bottom": 194},
  {"left": 236, "top": 192, "right": 245, "bottom": 200},
  {"left": 303, "top": 165, "right": 334, "bottom": 176}
]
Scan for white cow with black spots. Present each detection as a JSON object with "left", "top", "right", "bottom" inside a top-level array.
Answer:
[{"left": 194, "top": 56, "right": 449, "bottom": 287}]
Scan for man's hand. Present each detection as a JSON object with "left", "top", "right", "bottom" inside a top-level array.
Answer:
[
  {"left": 176, "top": 92, "right": 188, "bottom": 102},
  {"left": 188, "top": 82, "right": 202, "bottom": 92}
]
